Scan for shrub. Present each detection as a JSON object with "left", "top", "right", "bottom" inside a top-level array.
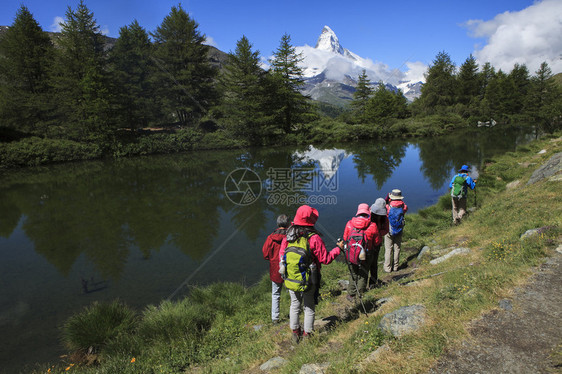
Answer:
[
  {"left": 62, "top": 300, "right": 137, "bottom": 353},
  {"left": 137, "top": 299, "right": 213, "bottom": 343},
  {"left": 0, "top": 137, "right": 102, "bottom": 168}
]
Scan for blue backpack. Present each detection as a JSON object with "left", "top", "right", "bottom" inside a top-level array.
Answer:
[{"left": 388, "top": 205, "right": 405, "bottom": 235}]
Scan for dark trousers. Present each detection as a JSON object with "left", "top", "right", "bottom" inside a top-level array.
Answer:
[{"left": 368, "top": 245, "right": 381, "bottom": 285}]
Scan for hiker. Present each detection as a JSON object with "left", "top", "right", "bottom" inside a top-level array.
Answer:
[
  {"left": 384, "top": 189, "right": 408, "bottom": 273},
  {"left": 278, "top": 205, "right": 343, "bottom": 342},
  {"left": 261, "top": 214, "right": 290, "bottom": 323},
  {"left": 368, "top": 198, "right": 389, "bottom": 288},
  {"left": 449, "top": 165, "right": 476, "bottom": 225},
  {"left": 343, "top": 203, "right": 380, "bottom": 301}
]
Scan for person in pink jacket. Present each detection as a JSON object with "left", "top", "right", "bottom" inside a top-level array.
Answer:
[
  {"left": 384, "top": 189, "right": 408, "bottom": 272},
  {"left": 261, "top": 214, "right": 289, "bottom": 323},
  {"left": 342, "top": 203, "right": 380, "bottom": 301},
  {"left": 279, "top": 205, "right": 343, "bottom": 342}
]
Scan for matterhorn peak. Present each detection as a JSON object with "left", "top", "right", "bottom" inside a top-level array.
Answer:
[{"left": 315, "top": 26, "right": 345, "bottom": 55}]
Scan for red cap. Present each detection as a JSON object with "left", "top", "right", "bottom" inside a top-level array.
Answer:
[{"left": 293, "top": 205, "right": 319, "bottom": 226}]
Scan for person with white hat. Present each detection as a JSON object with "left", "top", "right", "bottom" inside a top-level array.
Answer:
[{"left": 384, "top": 189, "right": 408, "bottom": 273}]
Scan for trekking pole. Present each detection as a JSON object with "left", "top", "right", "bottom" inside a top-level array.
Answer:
[{"left": 340, "top": 240, "right": 369, "bottom": 317}]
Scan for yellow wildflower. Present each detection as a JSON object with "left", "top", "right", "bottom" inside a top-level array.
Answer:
[{"left": 131, "top": 357, "right": 136, "bottom": 363}]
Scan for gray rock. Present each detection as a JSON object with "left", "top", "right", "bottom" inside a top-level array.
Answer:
[
  {"left": 338, "top": 279, "right": 350, "bottom": 290},
  {"left": 362, "top": 344, "right": 390, "bottom": 366},
  {"left": 538, "top": 149, "right": 547, "bottom": 154},
  {"left": 499, "top": 299, "right": 513, "bottom": 311},
  {"left": 556, "top": 244, "right": 562, "bottom": 254},
  {"left": 549, "top": 174, "right": 562, "bottom": 182},
  {"left": 379, "top": 304, "right": 427, "bottom": 337},
  {"left": 260, "top": 357, "right": 288, "bottom": 371},
  {"left": 313, "top": 317, "right": 335, "bottom": 332},
  {"left": 300, "top": 362, "right": 330, "bottom": 374},
  {"left": 253, "top": 324, "right": 264, "bottom": 332},
  {"left": 521, "top": 228, "right": 541, "bottom": 239},
  {"left": 506, "top": 180, "right": 521, "bottom": 189},
  {"left": 417, "top": 246, "right": 430, "bottom": 260},
  {"left": 527, "top": 152, "right": 562, "bottom": 185},
  {"left": 430, "top": 247, "right": 471, "bottom": 265}
]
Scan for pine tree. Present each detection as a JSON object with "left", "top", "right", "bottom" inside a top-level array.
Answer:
[
  {"left": 151, "top": 5, "right": 217, "bottom": 127},
  {"left": 526, "top": 62, "right": 561, "bottom": 133},
  {"left": 350, "top": 69, "right": 372, "bottom": 123},
  {"left": 507, "top": 63, "right": 530, "bottom": 115},
  {"left": 419, "top": 51, "right": 456, "bottom": 114},
  {"left": 50, "top": 0, "right": 111, "bottom": 139},
  {"left": 219, "top": 35, "right": 270, "bottom": 143},
  {"left": 456, "top": 54, "right": 479, "bottom": 106},
  {"left": 0, "top": 5, "right": 54, "bottom": 134},
  {"left": 364, "top": 83, "right": 397, "bottom": 124},
  {"left": 110, "top": 20, "right": 156, "bottom": 129},
  {"left": 269, "top": 33, "right": 310, "bottom": 133}
]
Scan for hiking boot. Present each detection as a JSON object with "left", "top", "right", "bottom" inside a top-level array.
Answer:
[
  {"left": 291, "top": 328, "right": 301, "bottom": 344},
  {"left": 302, "top": 331, "right": 313, "bottom": 340}
]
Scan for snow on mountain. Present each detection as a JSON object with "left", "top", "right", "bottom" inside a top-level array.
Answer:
[
  {"left": 296, "top": 26, "right": 425, "bottom": 105},
  {"left": 294, "top": 145, "right": 350, "bottom": 179}
]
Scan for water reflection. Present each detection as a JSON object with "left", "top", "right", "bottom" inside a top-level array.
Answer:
[
  {"left": 0, "top": 127, "right": 533, "bottom": 372},
  {"left": 0, "top": 128, "right": 532, "bottom": 283}
]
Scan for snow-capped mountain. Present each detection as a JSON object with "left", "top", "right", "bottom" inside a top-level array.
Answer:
[{"left": 296, "top": 26, "right": 424, "bottom": 106}]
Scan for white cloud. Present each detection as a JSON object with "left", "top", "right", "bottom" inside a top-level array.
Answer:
[
  {"left": 50, "top": 16, "right": 64, "bottom": 33},
  {"left": 466, "top": 0, "right": 562, "bottom": 74},
  {"left": 402, "top": 61, "right": 428, "bottom": 83},
  {"left": 204, "top": 36, "right": 218, "bottom": 48},
  {"left": 100, "top": 26, "right": 110, "bottom": 36}
]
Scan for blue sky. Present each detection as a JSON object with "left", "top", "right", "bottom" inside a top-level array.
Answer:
[{"left": 1, "top": 0, "right": 561, "bottom": 75}]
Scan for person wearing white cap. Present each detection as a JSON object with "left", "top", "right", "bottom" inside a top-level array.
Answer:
[{"left": 384, "top": 189, "right": 408, "bottom": 273}]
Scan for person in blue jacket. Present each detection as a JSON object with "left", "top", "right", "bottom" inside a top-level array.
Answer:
[{"left": 449, "top": 165, "right": 476, "bottom": 224}]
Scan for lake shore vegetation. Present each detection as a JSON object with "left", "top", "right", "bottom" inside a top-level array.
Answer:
[
  {"left": 30, "top": 132, "right": 561, "bottom": 373},
  {"left": 1, "top": 3, "right": 561, "bottom": 169}
]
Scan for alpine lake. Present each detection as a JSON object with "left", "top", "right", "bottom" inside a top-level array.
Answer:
[{"left": 0, "top": 126, "right": 533, "bottom": 372}]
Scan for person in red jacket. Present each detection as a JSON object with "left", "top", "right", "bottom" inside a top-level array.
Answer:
[
  {"left": 278, "top": 205, "right": 343, "bottom": 342},
  {"left": 262, "top": 214, "right": 289, "bottom": 323},
  {"left": 343, "top": 203, "right": 380, "bottom": 301},
  {"left": 369, "top": 198, "right": 388, "bottom": 288}
]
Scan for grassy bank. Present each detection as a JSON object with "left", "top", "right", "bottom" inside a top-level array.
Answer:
[
  {"left": 1, "top": 114, "right": 474, "bottom": 169},
  {"left": 36, "top": 133, "right": 561, "bottom": 374}
]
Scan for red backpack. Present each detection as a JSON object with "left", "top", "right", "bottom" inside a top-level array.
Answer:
[{"left": 345, "top": 227, "right": 368, "bottom": 265}]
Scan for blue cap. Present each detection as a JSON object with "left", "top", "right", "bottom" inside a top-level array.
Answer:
[{"left": 459, "top": 165, "right": 470, "bottom": 172}]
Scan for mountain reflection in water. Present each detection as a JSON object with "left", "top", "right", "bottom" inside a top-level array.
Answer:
[{"left": 0, "top": 127, "right": 531, "bottom": 373}]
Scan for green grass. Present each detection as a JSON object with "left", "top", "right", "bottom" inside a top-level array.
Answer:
[{"left": 41, "top": 132, "right": 561, "bottom": 374}]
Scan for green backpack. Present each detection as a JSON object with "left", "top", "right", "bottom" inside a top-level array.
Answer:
[
  {"left": 282, "top": 234, "right": 314, "bottom": 292},
  {"left": 451, "top": 175, "right": 467, "bottom": 198}
]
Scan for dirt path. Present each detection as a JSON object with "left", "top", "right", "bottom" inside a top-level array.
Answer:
[{"left": 429, "top": 251, "right": 562, "bottom": 374}]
